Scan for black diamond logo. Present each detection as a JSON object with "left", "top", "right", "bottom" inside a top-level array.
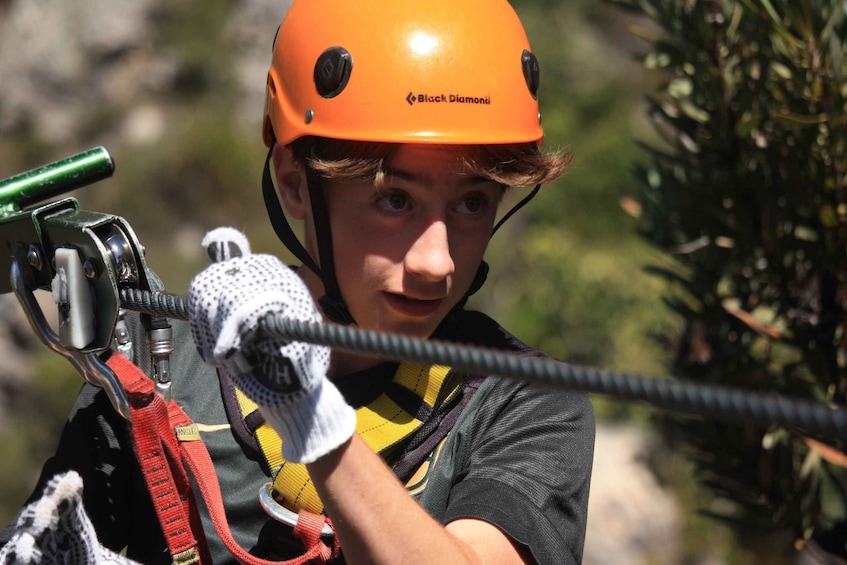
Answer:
[
  {"left": 406, "top": 92, "right": 415, "bottom": 106},
  {"left": 320, "top": 59, "right": 336, "bottom": 80}
]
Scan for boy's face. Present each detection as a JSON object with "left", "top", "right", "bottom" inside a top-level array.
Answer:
[{"left": 323, "top": 145, "right": 503, "bottom": 339}]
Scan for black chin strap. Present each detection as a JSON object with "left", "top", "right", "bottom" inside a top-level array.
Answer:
[
  {"left": 451, "top": 183, "right": 542, "bottom": 311},
  {"left": 261, "top": 147, "right": 354, "bottom": 324},
  {"left": 262, "top": 147, "right": 321, "bottom": 276},
  {"left": 304, "top": 165, "right": 355, "bottom": 325},
  {"left": 493, "top": 183, "right": 541, "bottom": 234}
]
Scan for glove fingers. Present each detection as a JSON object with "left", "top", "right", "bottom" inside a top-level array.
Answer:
[
  {"left": 201, "top": 226, "right": 251, "bottom": 262},
  {"left": 0, "top": 471, "right": 140, "bottom": 564}
]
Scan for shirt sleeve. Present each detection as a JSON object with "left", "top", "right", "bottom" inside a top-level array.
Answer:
[{"left": 441, "top": 378, "right": 595, "bottom": 565}]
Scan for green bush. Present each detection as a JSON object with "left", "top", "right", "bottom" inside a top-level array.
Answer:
[{"left": 614, "top": 0, "right": 847, "bottom": 555}]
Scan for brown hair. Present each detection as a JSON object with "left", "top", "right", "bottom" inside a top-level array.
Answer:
[{"left": 290, "top": 137, "right": 572, "bottom": 188}]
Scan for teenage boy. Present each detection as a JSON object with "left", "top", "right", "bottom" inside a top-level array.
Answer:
[{"left": 1, "top": 1, "right": 594, "bottom": 564}]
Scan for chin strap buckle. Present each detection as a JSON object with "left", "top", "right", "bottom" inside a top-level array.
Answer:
[{"left": 318, "top": 294, "right": 354, "bottom": 325}]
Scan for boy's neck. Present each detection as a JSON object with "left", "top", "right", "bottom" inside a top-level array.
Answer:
[{"left": 296, "top": 265, "right": 379, "bottom": 377}]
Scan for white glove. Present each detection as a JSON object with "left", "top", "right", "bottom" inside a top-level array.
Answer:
[
  {"left": 188, "top": 227, "right": 356, "bottom": 463},
  {"left": 0, "top": 471, "right": 139, "bottom": 565}
]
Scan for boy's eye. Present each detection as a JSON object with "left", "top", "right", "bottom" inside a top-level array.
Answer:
[
  {"left": 376, "top": 190, "right": 411, "bottom": 212},
  {"left": 456, "top": 194, "right": 486, "bottom": 214}
]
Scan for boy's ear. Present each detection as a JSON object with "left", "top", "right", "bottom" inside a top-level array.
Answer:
[{"left": 272, "top": 144, "right": 309, "bottom": 220}]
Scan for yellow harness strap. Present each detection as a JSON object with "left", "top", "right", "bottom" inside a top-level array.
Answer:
[{"left": 235, "top": 362, "right": 459, "bottom": 514}]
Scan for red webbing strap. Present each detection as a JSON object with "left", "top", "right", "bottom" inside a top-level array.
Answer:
[
  {"left": 294, "top": 512, "right": 340, "bottom": 563},
  {"left": 106, "top": 352, "right": 206, "bottom": 565},
  {"left": 179, "top": 435, "right": 338, "bottom": 565},
  {"left": 106, "top": 352, "right": 339, "bottom": 565}
]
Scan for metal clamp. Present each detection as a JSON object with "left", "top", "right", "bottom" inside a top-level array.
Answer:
[
  {"left": 11, "top": 258, "right": 130, "bottom": 420},
  {"left": 258, "top": 482, "right": 334, "bottom": 537}
]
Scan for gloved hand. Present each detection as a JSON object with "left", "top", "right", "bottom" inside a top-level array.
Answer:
[
  {"left": 188, "top": 227, "right": 356, "bottom": 464},
  {"left": 0, "top": 471, "right": 139, "bottom": 565}
]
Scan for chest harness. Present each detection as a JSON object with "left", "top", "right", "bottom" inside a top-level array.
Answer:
[
  {"left": 237, "top": 362, "right": 461, "bottom": 515},
  {"left": 105, "top": 350, "right": 465, "bottom": 565}
]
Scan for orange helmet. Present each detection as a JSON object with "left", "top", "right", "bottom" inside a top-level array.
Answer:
[{"left": 262, "top": 0, "right": 543, "bottom": 147}]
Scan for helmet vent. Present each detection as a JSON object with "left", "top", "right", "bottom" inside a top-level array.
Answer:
[
  {"left": 521, "top": 50, "right": 540, "bottom": 100},
  {"left": 314, "top": 47, "right": 353, "bottom": 98}
]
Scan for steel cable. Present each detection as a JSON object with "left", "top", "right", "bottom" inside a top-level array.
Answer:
[
  {"left": 119, "top": 288, "right": 847, "bottom": 440},
  {"left": 120, "top": 288, "right": 189, "bottom": 320}
]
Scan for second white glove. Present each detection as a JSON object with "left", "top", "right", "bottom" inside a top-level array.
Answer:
[{"left": 0, "top": 471, "right": 139, "bottom": 565}]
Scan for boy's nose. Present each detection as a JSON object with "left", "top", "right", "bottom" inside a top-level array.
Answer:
[{"left": 404, "top": 220, "right": 455, "bottom": 282}]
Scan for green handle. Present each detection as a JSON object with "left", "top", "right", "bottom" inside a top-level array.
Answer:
[{"left": 0, "top": 147, "right": 114, "bottom": 216}]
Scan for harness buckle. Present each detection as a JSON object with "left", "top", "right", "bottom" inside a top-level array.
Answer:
[{"left": 258, "top": 482, "right": 334, "bottom": 538}]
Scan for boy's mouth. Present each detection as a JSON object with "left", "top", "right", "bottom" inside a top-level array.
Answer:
[{"left": 383, "top": 292, "right": 444, "bottom": 318}]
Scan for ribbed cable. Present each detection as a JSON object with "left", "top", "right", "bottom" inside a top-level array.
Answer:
[
  {"left": 120, "top": 288, "right": 189, "bottom": 320},
  {"left": 119, "top": 289, "right": 847, "bottom": 440}
]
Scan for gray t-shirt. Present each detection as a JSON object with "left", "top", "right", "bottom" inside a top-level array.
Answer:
[{"left": 2, "top": 310, "right": 594, "bottom": 564}]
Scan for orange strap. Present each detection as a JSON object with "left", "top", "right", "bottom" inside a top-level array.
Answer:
[{"left": 106, "top": 352, "right": 339, "bottom": 565}]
